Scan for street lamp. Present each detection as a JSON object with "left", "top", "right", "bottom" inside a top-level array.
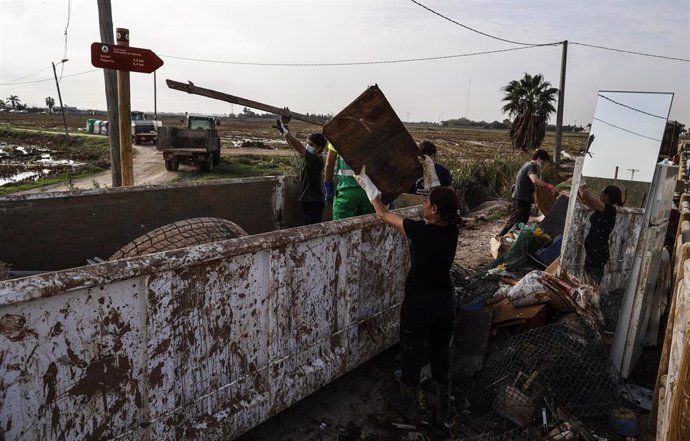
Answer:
[{"left": 52, "top": 58, "right": 69, "bottom": 137}]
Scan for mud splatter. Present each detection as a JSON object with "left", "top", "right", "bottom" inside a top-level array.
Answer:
[{"left": 0, "top": 314, "right": 38, "bottom": 341}]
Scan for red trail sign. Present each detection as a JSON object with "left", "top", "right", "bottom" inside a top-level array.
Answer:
[{"left": 90, "top": 42, "right": 163, "bottom": 73}]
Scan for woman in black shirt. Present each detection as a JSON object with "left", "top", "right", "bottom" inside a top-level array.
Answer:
[
  {"left": 355, "top": 160, "right": 459, "bottom": 423},
  {"left": 578, "top": 184, "right": 623, "bottom": 284}
]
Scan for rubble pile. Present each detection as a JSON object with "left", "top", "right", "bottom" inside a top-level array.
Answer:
[{"left": 448, "top": 267, "right": 625, "bottom": 440}]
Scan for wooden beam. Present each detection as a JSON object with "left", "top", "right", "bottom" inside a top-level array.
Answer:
[{"left": 166, "top": 79, "right": 325, "bottom": 126}]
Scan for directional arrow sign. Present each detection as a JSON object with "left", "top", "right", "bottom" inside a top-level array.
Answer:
[{"left": 90, "top": 42, "right": 164, "bottom": 73}]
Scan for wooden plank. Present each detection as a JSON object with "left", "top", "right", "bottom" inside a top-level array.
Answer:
[
  {"left": 322, "top": 85, "right": 422, "bottom": 204},
  {"left": 166, "top": 79, "right": 324, "bottom": 126}
]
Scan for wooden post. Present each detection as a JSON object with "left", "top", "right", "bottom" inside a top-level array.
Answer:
[
  {"left": 116, "top": 28, "right": 134, "bottom": 186},
  {"left": 97, "top": 0, "right": 121, "bottom": 187}
]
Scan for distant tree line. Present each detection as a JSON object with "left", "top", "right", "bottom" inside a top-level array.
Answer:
[
  {"left": 226, "top": 107, "right": 331, "bottom": 122},
  {"left": 442, "top": 115, "right": 584, "bottom": 134}
]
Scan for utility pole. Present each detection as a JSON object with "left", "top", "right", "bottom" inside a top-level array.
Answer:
[
  {"left": 97, "top": 0, "right": 122, "bottom": 186},
  {"left": 554, "top": 40, "right": 568, "bottom": 178},
  {"left": 116, "top": 28, "right": 134, "bottom": 186},
  {"left": 51, "top": 60, "right": 69, "bottom": 137},
  {"left": 154, "top": 70, "right": 157, "bottom": 120},
  {"left": 628, "top": 168, "right": 639, "bottom": 181}
]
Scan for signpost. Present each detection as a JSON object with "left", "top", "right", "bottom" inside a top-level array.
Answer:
[
  {"left": 90, "top": 29, "right": 163, "bottom": 186},
  {"left": 90, "top": 42, "right": 164, "bottom": 73}
]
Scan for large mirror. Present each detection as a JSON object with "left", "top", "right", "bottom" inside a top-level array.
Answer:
[{"left": 561, "top": 91, "right": 673, "bottom": 290}]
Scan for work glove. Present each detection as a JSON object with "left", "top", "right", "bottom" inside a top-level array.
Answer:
[
  {"left": 418, "top": 155, "right": 440, "bottom": 190},
  {"left": 324, "top": 180, "right": 335, "bottom": 206},
  {"left": 273, "top": 118, "right": 289, "bottom": 136},
  {"left": 354, "top": 165, "right": 381, "bottom": 202}
]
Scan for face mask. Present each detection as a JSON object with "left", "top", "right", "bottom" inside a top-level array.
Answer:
[{"left": 305, "top": 145, "right": 316, "bottom": 154}]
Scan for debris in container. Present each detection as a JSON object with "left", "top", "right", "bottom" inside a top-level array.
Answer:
[{"left": 608, "top": 407, "right": 641, "bottom": 437}]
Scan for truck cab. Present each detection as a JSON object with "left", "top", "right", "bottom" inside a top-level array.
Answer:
[{"left": 131, "top": 111, "right": 159, "bottom": 145}]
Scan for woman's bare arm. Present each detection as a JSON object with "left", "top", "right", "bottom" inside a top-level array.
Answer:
[
  {"left": 372, "top": 198, "right": 406, "bottom": 237},
  {"left": 578, "top": 185, "right": 606, "bottom": 212}
]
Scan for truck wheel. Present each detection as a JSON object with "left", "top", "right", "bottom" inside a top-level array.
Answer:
[
  {"left": 165, "top": 160, "right": 179, "bottom": 171},
  {"left": 108, "top": 217, "right": 248, "bottom": 260},
  {"left": 213, "top": 150, "right": 221, "bottom": 166},
  {"left": 135, "top": 137, "right": 141, "bottom": 145}
]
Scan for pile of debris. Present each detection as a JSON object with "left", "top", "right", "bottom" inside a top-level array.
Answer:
[{"left": 446, "top": 263, "right": 639, "bottom": 440}]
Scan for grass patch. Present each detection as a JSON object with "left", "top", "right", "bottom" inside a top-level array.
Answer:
[
  {"left": 484, "top": 209, "right": 512, "bottom": 221},
  {"left": 185, "top": 154, "right": 299, "bottom": 181},
  {"left": 0, "top": 127, "right": 111, "bottom": 164},
  {"left": 447, "top": 156, "right": 527, "bottom": 210}
]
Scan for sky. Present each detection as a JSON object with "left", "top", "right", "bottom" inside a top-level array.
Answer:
[
  {"left": 0, "top": 0, "right": 688, "bottom": 125},
  {"left": 582, "top": 91, "right": 674, "bottom": 182}
]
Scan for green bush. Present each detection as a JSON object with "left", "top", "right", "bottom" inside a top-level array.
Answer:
[{"left": 448, "top": 156, "right": 526, "bottom": 211}]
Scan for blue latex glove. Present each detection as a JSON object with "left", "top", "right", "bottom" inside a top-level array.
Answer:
[{"left": 324, "top": 180, "right": 335, "bottom": 206}]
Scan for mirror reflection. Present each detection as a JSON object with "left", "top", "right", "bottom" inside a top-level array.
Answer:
[{"left": 575, "top": 91, "right": 673, "bottom": 285}]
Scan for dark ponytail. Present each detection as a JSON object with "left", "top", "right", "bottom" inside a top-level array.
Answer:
[{"left": 429, "top": 187, "right": 461, "bottom": 225}]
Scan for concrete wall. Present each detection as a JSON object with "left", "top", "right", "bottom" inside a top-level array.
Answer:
[
  {"left": 0, "top": 177, "right": 303, "bottom": 271},
  {"left": 0, "top": 207, "right": 416, "bottom": 440}
]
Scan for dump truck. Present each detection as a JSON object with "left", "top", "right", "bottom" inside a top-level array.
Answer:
[
  {"left": 157, "top": 115, "right": 221, "bottom": 172},
  {"left": 131, "top": 111, "right": 159, "bottom": 145},
  {"left": 0, "top": 177, "right": 410, "bottom": 440}
]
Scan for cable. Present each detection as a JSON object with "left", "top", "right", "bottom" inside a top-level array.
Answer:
[
  {"left": 7, "top": 66, "right": 53, "bottom": 83},
  {"left": 409, "top": 0, "right": 561, "bottom": 47},
  {"left": 592, "top": 117, "right": 661, "bottom": 142},
  {"left": 409, "top": 1, "right": 689, "bottom": 61},
  {"left": 161, "top": 45, "right": 551, "bottom": 67},
  {"left": 571, "top": 41, "right": 690, "bottom": 62},
  {"left": 597, "top": 94, "right": 667, "bottom": 120},
  {"left": 59, "top": 0, "right": 72, "bottom": 82},
  {"left": 0, "top": 69, "right": 98, "bottom": 86}
]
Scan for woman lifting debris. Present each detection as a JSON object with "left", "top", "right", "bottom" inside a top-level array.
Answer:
[
  {"left": 354, "top": 156, "right": 459, "bottom": 424},
  {"left": 578, "top": 183, "right": 623, "bottom": 285}
]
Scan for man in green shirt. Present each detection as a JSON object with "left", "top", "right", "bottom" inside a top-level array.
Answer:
[{"left": 324, "top": 144, "right": 374, "bottom": 220}]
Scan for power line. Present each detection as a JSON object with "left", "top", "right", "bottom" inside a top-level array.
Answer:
[
  {"left": 409, "top": 0, "right": 689, "bottom": 62},
  {"left": 59, "top": 0, "right": 73, "bottom": 82},
  {"left": 592, "top": 117, "right": 661, "bottom": 142},
  {"left": 597, "top": 94, "right": 667, "bottom": 119},
  {"left": 409, "top": 0, "right": 560, "bottom": 47},
  {"left": 161, "top": 45, "right": 550, "bottom": 67},
  {"left": 0, "top": 69, "right": 98, "bottom": 86},
  {"left": 572, "top": 41, "right": 690, "bottom": 62},
  {"left": 7, "top": 66, "right": 53, "bottom": 83}
]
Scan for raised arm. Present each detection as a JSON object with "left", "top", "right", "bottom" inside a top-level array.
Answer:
[
  {"left": 372, "top": 198, "right": 406, "bottom": 236},
  {"left": 274, "top": 117, "right": 306, "bottom": 156},
  {"left": 578, "top": 184, "right": 606, "bottom": 212}
]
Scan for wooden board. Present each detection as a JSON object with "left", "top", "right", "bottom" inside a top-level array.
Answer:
[{"left": 323, "top": 85, "right": 422, "bottom": 204}]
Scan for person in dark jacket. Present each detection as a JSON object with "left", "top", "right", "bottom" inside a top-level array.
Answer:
[
  {"left": 275, "top": 117, "right": 327, "bottom": 224},
  {"left": 578, "top": 183, "right": 623, "bottom": 284}
]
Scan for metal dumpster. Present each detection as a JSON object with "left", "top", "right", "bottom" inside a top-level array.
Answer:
[{"left": 0, "top": 178, "right": 414, "bottom": 440}]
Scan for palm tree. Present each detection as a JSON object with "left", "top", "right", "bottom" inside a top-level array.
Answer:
[
  {"left": 45, "top": 96, "right": 55, "bottom": 114},
  {"left": 5, "top": 95, "right": 21, "bottom": 110},
  {"left": 501, "top": 73, "right": 558, "bottom": 152}
]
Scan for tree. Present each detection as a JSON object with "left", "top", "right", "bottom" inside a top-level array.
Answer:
[
  {"left": 5, "top": 95, "right": 21, "bottom": 110},
  {"left": 45, "top": 96, "right": 55, "bottom": 113},
  {"left": 501, "top": 73, "right": 558, "bottom": 152}
]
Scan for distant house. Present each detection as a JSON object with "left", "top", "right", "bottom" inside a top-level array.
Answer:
[
  {"left": 582, "top": 123, "right": 592, "bottom": 134},
  {"left": 54, "top": 105, "right": 86, "bottom": 115}
]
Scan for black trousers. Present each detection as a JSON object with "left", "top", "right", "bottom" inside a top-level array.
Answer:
[
  {"left": 498, "top": 199, "right": 531, "bottom": 236},
  {"left": 302, "top": 201, "right": 325, "bottom": 225},
  {"left": 399, "top": 294, "right": 454, "bottom": 386}
]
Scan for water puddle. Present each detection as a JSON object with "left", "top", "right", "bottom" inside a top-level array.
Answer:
[{"left": 0, "top": 142, "right": 85, "bottom": 187}]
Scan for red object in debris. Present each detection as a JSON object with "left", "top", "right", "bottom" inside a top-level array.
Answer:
[{"left": 90, "top": 42, "right": 164, "bottom": 73}]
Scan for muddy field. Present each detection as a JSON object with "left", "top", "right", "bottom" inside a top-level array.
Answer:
[{"left": 0, "top": 112, "right": 588, "bottom": 193}]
